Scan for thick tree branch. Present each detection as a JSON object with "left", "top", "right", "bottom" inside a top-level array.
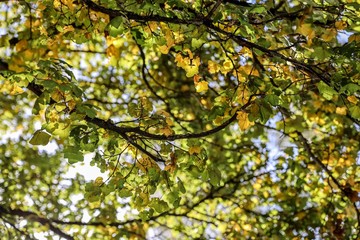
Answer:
[
  {"left": 85, "top": 96, "right": 253, "bottom": 141},
  {"left": 0, "top": 206, "right": 74, "bottom": 240}
]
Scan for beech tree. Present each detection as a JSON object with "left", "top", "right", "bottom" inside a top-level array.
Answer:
[{"left": 1, "top": 0, "right": 360, "bottom": 239}]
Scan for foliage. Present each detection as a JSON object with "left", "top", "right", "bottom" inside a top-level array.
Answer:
[{"left": 0, "top": 0, "right": 360, "bottom": 239}]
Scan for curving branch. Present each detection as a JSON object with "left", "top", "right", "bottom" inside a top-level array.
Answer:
[
  {"left": 85, "top": 95, "right": 254, "bottom": 141},
  {"left": 0, "top": 205, "right": 74, "bottom": 240}
]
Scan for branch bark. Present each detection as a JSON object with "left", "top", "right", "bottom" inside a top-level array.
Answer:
[{"left": 0, "top": 205, "right": 74, "bottom": 240}]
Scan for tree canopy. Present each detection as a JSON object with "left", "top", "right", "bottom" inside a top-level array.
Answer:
[{"left": 1, "top": 0, "right": 360, "bottom": 239}]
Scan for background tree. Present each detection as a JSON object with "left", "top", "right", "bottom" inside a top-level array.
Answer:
[{"left": 0, "top": 0, "right": 360, "bottom": 239}]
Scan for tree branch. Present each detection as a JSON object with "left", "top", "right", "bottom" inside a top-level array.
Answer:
[{"left": 0, "top": 205, "right": 74, "bottom": 240}]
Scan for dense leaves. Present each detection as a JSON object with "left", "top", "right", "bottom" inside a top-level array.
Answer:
[{"left": 0, "top": 0, "right": 360, "bottom": 239}]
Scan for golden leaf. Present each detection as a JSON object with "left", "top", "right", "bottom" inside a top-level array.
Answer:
[
  {"left": 137, "top": 156, "right": 160, "bottom": 172},
  {"left": 159, "top": 126, "right": 173, "bottom": 137},
  {"left": 335, "top": 21, "right": 347, "bottom": 30},
  {"left": 347, "top": 95, "right": 358, "bottom": 104},
  {"left": 297, "top": 23, "right": 315, "bottom": 44},
  {"left": 63, "top": 25, "right": 75, "bottom": 33},
  {"left": 348, "top": 34, "right": 360, "bottom": 43},
  {"left": 189, "top": 146, "right": 201, "bottom": 155},
  {"left": 15, "top": 39, "right": 28, "bottom": 52},
  {"left": 67, "top": 99, "right": 77, "bottom": 111},
  {"left": 213, "top": 116, "right": 224, "bottom": 126},
  {"left": 9, "top": 84, "right": 24, "bottom": 95},
  {"left": 106, "top": 44, "right": 120, "bottom": 58},
  {"left": 236, "top": 111, "right": 254, "bottom": 131},
  {"left": 158, "top": 45, "right": 170, "bottom": 54},
  {"left": 321, "top": 29, "right": 336, "bottom": 42},
  {"left": 336, "top": 107, "right": 347, "bottom": 115},
  {"left": 195, "top": 81, "right": 208, "bottom": 92},
  {"left": 51, "top": 89, "right": 64, "bottom": 102},
  {"left": 208, "top": 60, "right": 220, "bottom": 74},
  {"left": 220, "top": 59, "right": 233, "bottom": 74},
  {"left": 94, "top": 177, "right": 103, "bottom": 186}
]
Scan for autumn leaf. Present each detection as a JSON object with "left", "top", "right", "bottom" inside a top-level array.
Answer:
[
  {"left": 208, "top": 60, "right": 220, "bottom": 74},
  {"left": 9, "top": 84, "right": 24, "bottom": 95},
  {"left": 321, "top": 29, "right": 336, "bottom": 42},
  {"left": 236, "top": 111, "right": 254, "bottom": 131},
  {"left": 189, "top": 146, "right": 202, "bottom": 155},
  {"left": 195, "top": 81, "right": 208, "bottom": 93},
  {"left": 159, "top": 126, "right": 173, "bottom": 137},
  {"left": 297, "top": 23, "right": 315, "bottom": 44}
]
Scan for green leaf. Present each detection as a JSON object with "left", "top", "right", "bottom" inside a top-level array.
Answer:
[
  {"left": 76, "top": 104, "right": 97, "bottom": 118},
  {"left": 340, "top": 83, "right": 360, "bottom": 94},
  {"left": 165, "top": 191, "right": 179, "bottom": 204},
  {"left": 250, "top": 6, "right": 266, "bottom": 14},
  {"left": 191, "top": 38, "right": 205, "bottom": 48},
  {"left": 177, "top": 178, "right": 186, "bottom": 193},
  {"left": 29, "top": 130, "right": 51, "bottom": 146},
  {"left": 108, "top": 16, "right": 125, "bottom": 37},
  {"left": 209, "top": 167, "right": 221, "bottom": 186},
  {"left": 64, "top": 147, "right": 84, "bottom": 164},
  {"left": 349, "top": 105, "right": 360, "bottom": 119},
  {"left": 150, "top": 198, "right": 169, "bottom": 213},
  {"left": 118, "top": 189, "right": 133, "bottom": 198},
  {"left": 110, "top": 16, "right": 123, "bottom": 28},
  {"left": 259, "top": 103, "right": 272, "bottom": 123},
  {"left": 128, "top": 102, "right": 139, "bottom": 117},
  {"left": 265, "top": 94, "right": 280, "bottom": 106},
  {"left": 317, "top": 82, "right": 337, "bottom": 100},
  {"left": 311, "top": 47, "right": 330, "bottom": 60}
]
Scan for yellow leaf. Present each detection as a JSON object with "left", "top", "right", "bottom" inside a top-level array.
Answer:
[
  {"left": 208, "top": 60, "right": 220, "bottom": 74},
  {"left": 47, "top": 108, "right": 60, "bottom": 122},
  {"left": 159, "top": 126, "right": 173, "bottom": 137},
  {"left": 297, "top": 23, "right": 314, "bottom": 37},
  {"left": 295, "top": 212, "right": 307, "bottom": 220},
  {"left": 195, "top": 81, "right": 208, "bottom": 92},
  {"left": 51, "top": 89, "right": 64, "bottom": 102},
  {"left": 335, "top": 21, "right": 347, "bottom": 30},
  {"left": 184, "top": 57, "right": 200, "bottom": 77},
  {"left": 253, "top": 182, "right": 261, "bottom": 190},
  {"left": 63, "top": 25, "right": 75, "bottom": 33},
  {"left": 137, "top": 156, "right": 160, "bottom": 172},
  {"left": 193, "top": 74, "right": 201, "bottom": 83},
  {"left": 185, "top": 65, "right": 199, "bottom": 77},
  {"left": 321, "top": 29, "right": 336, "bottom": 42},
  {"left": 347, "top": 95, "right": 358, "bottom": 104},
  {"left": 9, "top": 84, "right": 24, "bottom": 95},
  {"left": 236, "top": 111, "right": 254, "bottom": 131},
  {"left": 165, "top": 117, "right": 174, "bottom": 126},
  {"left": 297, "top": 23, "right": 315, "bottom": 44},
  {"left": 164, "top": 163, "right": 176, "bottom": 173},
  {"left": 94, "top": 177, "right": 103, "bottom": 186},
  {"left": 158, "top": 45, "right": 170, "bottom": 54},
  {"left": 175, "top": 53, "right": 184, "bottom": 67},
  {"left": 213, "top": 116, "right": 224, "bottom": 126},
  {"left": 243, "top": 224, "right": 252, "bottom": 231},
  {"left": 348, "top": 34, "right": 360, "bottom": 43},
  {"left": 189, "top": 146, "right": 201, "bottom": 155},
  {"left": 106, "top": 44, "right": 120, "bottom": 58},
  {"left": 236, "top": 87, "right": 250, "bottom": 105},
  {"left": 15, "top": 39, "right": 28, "bottom": 52},
  {"left": 67, "top": 99, "right": 77, "bottom": 111},
  {"left": 336, "top": 106, "right": 347, "bottom": 115},
  {"left": 220, "top": 59, "right": 233, "bottom": 74}
]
